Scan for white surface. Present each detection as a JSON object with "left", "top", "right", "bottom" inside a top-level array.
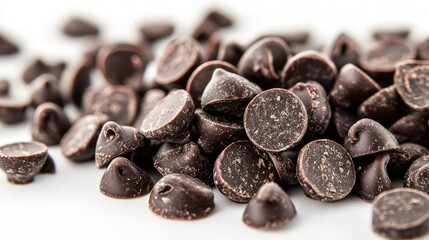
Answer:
[{"left": 0, "top": 1, "right": 428, "bottom": 239}]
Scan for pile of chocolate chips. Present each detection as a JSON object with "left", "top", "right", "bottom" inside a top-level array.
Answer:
[{"left": 1, "top": 9, "right": 429, "bottom": 238}]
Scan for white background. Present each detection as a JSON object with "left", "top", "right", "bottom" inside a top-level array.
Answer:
[{"left": 0, "top": 0, "right": 428, "bottom": 239}]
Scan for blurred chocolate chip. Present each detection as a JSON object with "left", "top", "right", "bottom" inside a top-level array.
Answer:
[
  {"left": 0, "top": 32, "right": 18, "bottom": 55},
  {"left": 61, "top": 59, "right": 91, "bottom": 107},
  {"left": 83, "top": 45, "right": 101, "bottom": 69},
  {"left": 192, "top": 10, "right": 232, "bottom": 42},
  {"left": 297, "top": 139, "right": 355, "bottom": 202},
  {"left": 268, "top": 153, "right": 298, "bottom": 186},
  {"left": 389, "top": 112, "right": 429, "bottom": 148},
  {"left": 32, "top": 103, "right": 70, "bottom": 146},
  {"left": 60, "top": 114, "right": 108, "bottom": 162},
  {"left": 201, "top": 68, "right": 262, "bottom": 118},
  {"left": 417, "top": 38, "right": 429, "bottom": 60},
  {"left": 0, "top": 79, "right": 10, "bottom": 96},
  {"left": 134, "top": 89, "right": 166, "bottom": 128},
  {"left": 244, "top": 88, "right": 307, "bottom": 153},
  {"left": 330, "top": 33, "right": 361, "bottom": 70},
  {"left": 39, "top": 154, "right": 56, "bottom": 174},
  {"left": 243, "top": 182, "right": 297, "bottom": 230},
  {"left": 332, "top": 107, "right": 360, "bottom": 140},
  {"left": 141, "top": 89, "right": 194, "bottom": 144},
  {"left": 140, "top": 22, "right": 174, "bottom": 43},
  {"left": 202, "top": 34, "right": 221, "bottom": 61},
  {"left": 282, "top": 50, "right": 337, "bottom": 90},
  {"left": 63, "top": 17, "right": 99, "bottom": 37},
  {"left": 95, "top": 121, "right": 147, "bottom": 168},
  {"left": 238, "top": 37, "right": 291, "bottom": 88},
  {"left": 404, "top": 155, "right": 429, "bottom": 194},
  {"left": 290, "top": 81, "right": 331, "bottom": 138},
  {"left": 216, "top": 42, "right": 244, "bottom": 66},
  {"left": 344, "top": 118, "right": 399, "bottom": 158},
  {"left": 213, "top": 140, "right": 275, "bottom": 202},
  {"left": 373, "top": 28, "right": 410, "bottom": 41},
  {"left": 0, "top": 98, "right": 30, "bottom": 124},
  {"left": 31, "top": 74, "right": 64, "bottom": 107},
  {"left": 22, "top": 59, "right": 66, "bottom": 84},
  {"left": 149, "top": 173, "right": 215, "bottom": 220},
  {"left": 0, "top": 141, "right": 48, "bottom": 184},
  {"left": 330, "top": 64, "right": 381, "bottom": 108},
  {"left": 100, "top": 156, "right": 153, "bottom": 199},
  {"left": 81, "top": 87, "right": 101, "bottom": 114},
  {"left": 388, "top": 143, "right": 429, "bottom": 178}
]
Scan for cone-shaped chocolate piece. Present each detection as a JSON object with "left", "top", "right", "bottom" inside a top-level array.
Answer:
[
  {"left": 201, "top": 69, "right": 262, "bottom": 118},
  {"left": 389, "top": 112, "right": 429, "bottom": 149},
  {"left": 404, "top": 155, "right": 429, "bottom": 194},
  {"left": 23, "top": 59, "right": 66, "bottom": 84},
  {"left": 329, "top": 33, "right": 361, "bottom": 70},
  {"left": 0, "top": 33, "right": 18, "bottom": 55},
  {"left": 39, "top": 154, "right": 56, "bottom": 174},
  {"left": 32, "top": 103, "right": 70, "bottom": 146},
  {"left": 63, "top": 17, "right": 99, "bottom": 37},
  {"left": 95, "top": 121, "right": 147, "bottom": 168},
  {"left": 243, "top": 182, "right": 297, "bottom": 230},
  {"left": 31, "top": 74, "right": 64, "bottom": 107},
  {"left": 149, "top": 173, "right": 215, "bottom": 220},
  {"left": 141, "top": 89, "right": 194, "bottom": 144},
  {"left": 344, "top": 118, "right": 399, "bottom": 158}
]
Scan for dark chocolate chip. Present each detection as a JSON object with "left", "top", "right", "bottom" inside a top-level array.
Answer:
[
  {"left": 244, "top": 88, "right": 307, "bottom": 153},
  {"left": 373, "top": 28, "right": 410, "bottom": 41},
  {"left": 61, "top": 59, "right": 91, "bottom": 107},
  {"left": 192, "top": 10, "right": 232, "bottom": 42},
  {"left": 83, "top": 45, "right": 101, "bottom": 69},
  {"left": 95, "top": 121, "right": 147, "bottom": 168},
  {"left": 60, "top": 114, "right": 108, "bottom": 162},
  {"left": 201, "top": 68, "right": 262, "bottom": 118},
  {"left": 282, "top": 50, "right": 337, "bottom": 90},
  {"left": 140, "top": 22, "right": 174, "bottom": 43},
  {"left": 38, "top": 154, "right": 56, "bottom": 174},
  {"left": 297, "top": 139, "right": 355, "bottom": 202},
  {"left": 216, "top": 42, "right": 244, "bottom": 66},
  {"left": 203, "top": 10, "right": 233, "bottom": 28},
  {"left": 23, "top": 59, "right": 66, "bottom": 84},
  {"left": 238, "top": 37, "right": 291, "bottom": 88},
  {"left": 134, "top": 89, "right": 166, "bottom": 128},
  {"left": 290, "top": 81, "right": 331, "bottom": 138},
  {"left": 388, "top": 143, "right": 429, "bottom": 178},
  {"left": 354, "top": 153, "right": 392, "bottom": 201},
  {"left": 149, "top": 173, "right": 215, "bottom": 220},
  {"left": 332, "top": 107, "right": 360, "bottom": 140},
  {"left": 417, "top": 38, "right": 429, "bottom": 60},
  {"left": 100, "top": 156, "right": 153, "bottom": 199},
  {"left": 268, "top": 153, "right": 298, "bottom": 186},
  {"left": 0, "top": 79, "right": 10, "bottom": 96},
  {"left": 155, "top": 38, "right": 202, "bottom": 89},
  {"left": 213, "top": 140, "right": 275, "bottom": 202},
  {"left": 389, "top": 112, "right": 429, "bottom": 148},
  {"left": 186, "top": 60, "right": 237, "bottom": 107},
  {"left": 0, "top": 98, "right": 30, "bottom": 124},
  {"left": 81, "top": 87, "right": 101, "bottom": 114},
  {"left": 372, "top": 188, "right": 429, "bottom": 239},
  {"left": 394, "top": 60, "right": 429, "bottom": 111},
  {"left": 31, "top": 74, "right": 64, "bottom": 107},
  {"left": 202, "top": 34, "right": 221, "bottom": 61},
  {"left": 243, "top": 182, "right": 297, "bottom": 230},
  {"left": 153, "top": 142, "right": 212, "bottom": 185},
  {"left": 358, "top": 85, "right": 407, "bottom": 126},
  {"left": 344, "top": 118, "right": 399, "bottom": 158},
  {"left": 32, "top": 103, "right": 70, "bottom": 146},
  {"left": 63, "top": 17, "right": 99, "bottom": 37},
  {"left": 0, "top": 141, "right": 48, "bottom": 184},
  {"left": 329, "top": 33, "right": 361, "bottom": 70},
  {"left": 0, "top": 32, "right": 18, "bottom": 55},
  {"left": 141, "top": 89, "right": 194, "bottom": 144},
  {"left": 330, "top": 64, "right": 381, "bottom": 108},
  {"left": 404, "top": 155, "right": 429, "bottom": 194}
]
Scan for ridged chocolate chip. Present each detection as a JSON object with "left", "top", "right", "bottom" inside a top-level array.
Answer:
[
  {"left": 149, "top": 173, "right": 215, "bottom": 220},
  {"left": 0, "top": 142, "right": 48, "bottom": 184},
  {"left": 213, "top": 140, "right": 275, "bottom": 202},
  {"left": 417, "top": 38, "right": 429, "bottom": 60},
  {"left": 332, "top": 107, "right": 360, "bottom": 140},
  {"left": 344, "top": 118, "right": 399, "bottom": 158},
  {"left": 238, "top": 37, "right": 291, "bottom": 88},
  {"left": 60, "top": 114, "right": 108, "bottom": 162},
  {"left": 201, "top": 68, "right": 262, "bottom": 118},
  {"left": 244, "top": 88, "right": 307, "bottom": 153},
  {"left": 354, "top": 153, "right": 392, "bottom": 202},
  {"left": 373, "top": 28, "right": 410, "bottom": 41},
  {"left": 39, "top": 154, "right": 56, "bottom": 174},
  {"left": 388, "top": 143, "right": 429, "bottom": 178},
  {"left": 330, "top": 64, "right": 381, "bottom": 108},
  {"left": 404, "top": 155, "right": 429, "bottom": 194},
  {"left": 290, "top": 81, "right": 331, "bottom": 138},
  {"left": 282, "top": 50, "right": 337, "bottom": 90},
  {"left": 153, "top": 142, "right": 212, "bottom": 185},
  {"left": 31, "top": 74, "right": 64, "bottom": 107},
  {"left": 297, "top": 139, "right": 355, "bottom": 202},
  {"left": 141, "top": 89, "right": 194, "bottom": 144},
  {"left": 372, "top": 188, "right": 429, "bottom": 239},
  {"left": 95, "top": 121, "right": 147, "bottom": 168},
  {"left": 329, "top": 33, "right": 361, "bottom": 70},
  {"left": 389, "top": 112, "right": 429, "bottom": 148},
  {"left": 134, "top": 89, "right": 166, "bottom": 128},
  {"left": 22, "top": 59, "right": 66, "bottom": 84},
  {"left": 63, "top": 17, "right": 99, "bottom": 37},
  {"left": 61, "top": 59, "right": 91, "bottom": 107},
  {"left": 268, "top": 153, "right": 298, "bottom": 186},
  {"left": 140, "top": 22, "right": 174, "bottom": 43},
  {"left": 0, "top": 98, "right": 30, "bottom": 124},
  {"left": 216, "top": 42, "right": 244, "bottom": 66},
  {"left": 243, "top": 182, "right": 297, "bottom": 230},
  {"left": 100, "top": 157, "right": 153, "bottom": 199},
  {"left": 0, "top": 79, "right": 9, "bottom": 96},
  {"left": 32, "top": 103, "right": 70, "bottom": 146}
]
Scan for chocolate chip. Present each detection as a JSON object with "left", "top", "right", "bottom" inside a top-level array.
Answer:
[
  {"left": 290, "top": 81, "right": 331, "bottom": 138},
  {"left": 140, "top": 22, "right": 174, "bottom": 43},
  {"left": 201, "top": 34, "right": 221, "bottom": 61},
  {"left": 23, "top": 59, "right": 66, "bottom": 84},
  {"left": 373, "top": 28, "right": 410, "bottom": 41},
  {"left": 0, "top": 79, "right": 10, "bottom": 96},
  {"left": 213, "top": 140, "right": 275, "bottom": 202},
  {"left": 389, "top": 112, "right": 429, "bottom": 148},
  {"left": 268, "top": 153, "right": 298, "bottom": 186},
  {"left": 282, "top": 50, "right": 337, "bottom": 90},
  {"left": 417, "top": 38, "right": 429, "bottom": 60},
  {"left": 358, "top": 85, "right": 407, "bottom": 126},
  {"left": 372, "top": 188, "right": 429, "bottom": 239},
  {"left": 39, "top": 154, "right": 56, "bottom": 174},
  {"left": 332, "top": 107, "right": 360, "bottom": 140},
  {"left": 194, "top": 109, "right": 246, "bottom": 153},
  {"left": 0, "top": 98, "right": 30, "bottom": 124},
  {"left": 201, "top": 68, "right": 262, "bottom": 118},
  {"left": 395, "top": 60, "right": 429, "bottom": 111},
  {"left": 60, "top": 114, "right": 108, "bottom": 162},
  {"left": 0, "top": 32, "right": 18, "bottom": 55},
  {"left": 31, "top": 74, "right": 64, "bottom": 107},
  {"left": 388, "top": 143, "right": 429, "bottom": 178},
  {"left": 63, "top": 17, "right": 99, "bottom": 37},
  {"left": 404, "top": 155, "right": 429, "bottom": 194},
  {"left": 0, "top": 141, "right": 48, "bottom": 184},
  {"left": 329, "top": 33, "right": 361, "bottom": 70},
  {"left": 354, "top": 153, "right": 392, "bottom": 201},
  {"left": 243, "top": 182, "right": 297, "bottom": 230},
  {"left": 297, "top": 139, "right": 355, "bottom": 202},
  {"left": 149, "top": 173, "right": 215, "bottom": 220},
  {"left": 95, "top": 121, "right": 147, "bottom": 168},
  {"left": 153, "top": 142, "right": 212, "bottom": 185},
  {"left": 238, "top": 37, "right": 291, "bottom": 88},
  {"left": 61, "top": 59, "right": 91, "bottom": 107},
  {"left": 100, "top": 156, "right": 153, "bottom": 199},
  {"left": 244, "top": 88, "right": 307, "bottom": 153},
  {"left": 141, "top": 89, "right": 194, "bottom": 144},
  {"left": 32, "top": 103, "right": 70, "bottom": 146},
  {"left": 216, "top": 42, "right": 244, "bottom": 66},
  {"left": 155, "top": 38, "right": 202, "bottom": 89},
  {"left": 186, "top": 60, "right": 237, "bottom": 107},
  {"left": 192, "top": 10, "right": 232, "bottom": 42},
  {"left": 330, "top": 64, "right": 381, "bottom": 108},
  {"left": 344, "top": 118, "right": 399, "bottom": 158},
  {"left": 134, "top": 89, "right": 166, "bottom": 128},
  {"left": 83, "top": 45, "right": 101, "bottom": 69}
]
